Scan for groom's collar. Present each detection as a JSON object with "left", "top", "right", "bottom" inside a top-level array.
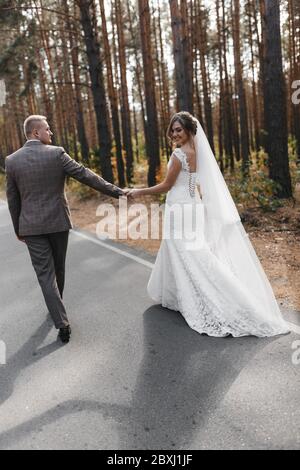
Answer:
[{"left": 23, "top": 140, "right": 44, "bottom": 147}]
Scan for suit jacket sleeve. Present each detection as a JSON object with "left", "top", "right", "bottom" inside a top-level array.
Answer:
[
  {"left": 57, "top": 147, "right": 123, "bottom": 199},
  {"left": 5, "top": 160, "right": 21, "bottom": 236}
]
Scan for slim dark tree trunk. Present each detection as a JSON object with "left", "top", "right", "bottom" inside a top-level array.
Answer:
[
  {"left": 221, "top": 0, "right": 234, "bottom": 171},
  {"left": 196, "top": 0, "right": 215, "bottom": 154},
  {"left": 216, "top": 0, "right": 224, "bottom": 171},
  {"left": 232, "top": 0, "right": 250, "bottom": 176},
  {"left": 169, "top": 0, "right": 193, "bottom": 112},
  {"left": 77, "top": 0, "right": 114, "bottom": 182},
  {"left": 65, "top": 1, "right": 90, "bottom": 162},
  {"left": 262, "top": 0, "right": 292, "bottom": 197},
  {"left": 126, "top": 0, "right": 147, "bottom": 149},
  {"left": 246, "top": 0, "right": 260, "bottom": 153},
  {"left": 115, "top": 0, "right": 134, "bottom": 185},
  {"left": 138, "top": 0, "right": 160, "bottom": 186},
  {"left": 99, "top": 0, "right": 125, "bottom": 186}
]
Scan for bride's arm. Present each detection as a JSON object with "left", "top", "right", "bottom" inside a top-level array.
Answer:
[{"left": 129, "top": 156, "right": 181, "bottom": 197}]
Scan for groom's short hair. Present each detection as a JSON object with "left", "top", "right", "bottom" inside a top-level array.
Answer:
[{"left": 23, "top": 115, "right": 47, "bottom": 139}]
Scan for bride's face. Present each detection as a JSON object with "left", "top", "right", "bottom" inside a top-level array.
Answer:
[{"left": 171, "top": 121, "right": 189, "bottom": 146}]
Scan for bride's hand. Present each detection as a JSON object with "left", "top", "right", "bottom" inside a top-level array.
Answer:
[
  {"left": 128, "top": 189, "right": 143, "bottom": 199},
  {"left": 122, "top": 188, "right": 131, "bottom": 197}
]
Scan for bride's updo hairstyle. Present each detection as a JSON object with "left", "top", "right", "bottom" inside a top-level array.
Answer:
[{"left": 166, "top": 111, "right": 198, "bottom": 145}]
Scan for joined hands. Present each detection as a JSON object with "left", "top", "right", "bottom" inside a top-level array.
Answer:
[{"left": 122, "top": 188, "right": 143, "bottom": 199}]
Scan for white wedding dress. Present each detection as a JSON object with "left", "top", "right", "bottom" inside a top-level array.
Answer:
[{"left": 147, "top": 147, "right": 290, "bottom": 337}]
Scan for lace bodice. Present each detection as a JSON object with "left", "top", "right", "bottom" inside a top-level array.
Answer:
[{"left": 167, "top": 147, "right": 198, "bottom": 200}]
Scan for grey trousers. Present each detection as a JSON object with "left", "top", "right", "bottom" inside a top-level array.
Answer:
[{"left": 24, "top": 231, "right": 70, "bottom": 329}]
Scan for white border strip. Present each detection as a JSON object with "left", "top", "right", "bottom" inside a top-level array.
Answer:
[{"left": 71, "top": 229, "right": 154, "bottom": 269}]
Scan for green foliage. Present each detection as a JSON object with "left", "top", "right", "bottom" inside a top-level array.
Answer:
[
  {"left": 67, "top": 177, "right": 95, "bottom": 201},
  {"left": 226, "top": 139, "right": 299, "bottom": 212},
  {"left": 66, "top": 149, "right": 98, "bottom": 200},
  {"left": 90, "top": 147, "right": 101, "bottom": 171},
  {"left": 226, "top": 150, "right": 284, "bottom": 212},
  {"left": 0, "top": 0, "right": 25, "bottom": 28},
  {"left": 288, "top": 136, "right": 300, "bottom": 189}
]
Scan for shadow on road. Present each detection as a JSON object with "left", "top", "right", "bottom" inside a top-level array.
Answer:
[
  {"left": 0, "top": 315, "right": 62, "bottom": 409},
  {"left": 118, "top": 305, "right": 279, "bottom": 449},
  {"left": 0, "top": 305, "right": 280, "bottom": 450}
]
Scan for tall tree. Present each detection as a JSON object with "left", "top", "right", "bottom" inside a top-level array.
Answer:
[
  {"left": 221, "top": 0, "right": 234, "bottom": 171},
  {"left": 288, "top": 0, "right": 300, "bottom": 160},
  {"left": 138, "top": 0, "right": 160, "bottom": 186},
  {"left": 77, "top": 0, "right": 114, "bottom": 182},
  {"left": 169, "top": 0, "right": 193, "bottom": 112},
  {"left": 246, "top": 0, "right": 260, "bottom": 153},
  {"left": 195, "top": 0, "right": 215, "bottom": 154},
  {"left": 65, "top": 1, "right": 90, "bottom": 162},
  {"left": 114, "top": 0, "right": 133, "bottom": 185},
  {"left": 262, "top": 0, "right": 292, "bottom": 197},
  {"left": 232, "top": 0, "right": 250, "bottom": 176},
  {"left": 99, "top": 0, "right": 125, "bottom": 186}
]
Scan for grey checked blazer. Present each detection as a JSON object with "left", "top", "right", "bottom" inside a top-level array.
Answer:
[{"left": 5, "top": 140, "right": 124, "bottom": 236}]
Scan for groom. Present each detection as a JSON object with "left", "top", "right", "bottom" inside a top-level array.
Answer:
[{"left": 5, "top": 115, "right": 125, "bottom": 343}]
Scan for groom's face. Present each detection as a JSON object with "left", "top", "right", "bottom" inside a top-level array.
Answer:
[{"left": 35, "top": 120, "right": 53, "bottom": 145}]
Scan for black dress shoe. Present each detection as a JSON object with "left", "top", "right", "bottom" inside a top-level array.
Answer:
[{"left": 58, "top": 325, "right": 71, "bottom": 343}]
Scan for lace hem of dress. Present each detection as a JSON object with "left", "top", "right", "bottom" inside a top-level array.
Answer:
[{"left": 148, "top": 239, "right": 290, "bottom": 338}]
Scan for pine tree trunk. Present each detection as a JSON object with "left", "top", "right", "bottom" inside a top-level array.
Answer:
[
  {"left": 66, "top": 1, "right": 90, "bottom": 162},
  {"left": 115, "top": 0, "right": 134, "bottom": 185},
  {"left": 262, "top": 0, "right": 292, "bottom": 197},
  {"left": 169, "top": 0, "right": 193, "bottom": 112},
  {"left": 138, "top": 0, "right": 160, "bottom": 186},
  {"left": 232, "top": 0, "right": 250, "bottom": 176},
  {"left": 288, "top": 0, "right": 300, "bottom": 160},
  {"left": 221, "top": 0, "right": 234, "bottom": 171},
  {"left": 196, "top": 0, "right": 215, "bottom": 154},
  {"left": 99, "top": 0, "right": 125, "bottom": 186},
  {"left": 126, "top": 0, "right": 147, "bottom": 150},
  {"left": 247, "top": 0, "right": 260, "bottom": 152},
  {"left": 77, "top": 0, "right": 114, "bottom": 182},
  {"left": 216, "top": 0, "right": 224, "bottom": 171}
]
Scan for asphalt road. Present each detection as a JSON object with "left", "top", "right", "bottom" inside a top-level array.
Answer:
[{"left": 0, "top": 200, "right": 299, "bottom": 450}]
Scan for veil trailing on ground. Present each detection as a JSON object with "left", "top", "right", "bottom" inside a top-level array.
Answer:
[{"left": 193, "top": 118, "right": 289, "bottom": 328}]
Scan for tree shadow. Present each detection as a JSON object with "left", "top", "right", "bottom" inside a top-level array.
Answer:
[
  {"left": 0, "top": 399, "right": 129, "bottom": 450},
  {"left": 117, "top": 305, "right": 279, "bottom": 449},
  {"left": 0, "top": 315, "right": 62, "bottom": 407},
  {"left": 0, "top": 305, "right": 281, "bottom": 450}
]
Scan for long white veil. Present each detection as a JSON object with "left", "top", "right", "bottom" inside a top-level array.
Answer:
[{"left": 193, "top": 118, "right": 288, "bottom": 326}]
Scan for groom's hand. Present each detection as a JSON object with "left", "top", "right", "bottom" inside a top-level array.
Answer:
[
  {"left": 126, "top": 189, "right": 142, "bottom": 199},
  {"left": 123, "top": 188, "right": 133, "bottom": 199}
]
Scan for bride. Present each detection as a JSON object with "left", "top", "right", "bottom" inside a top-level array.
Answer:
[{"left": 127, "top": 111, "right": 290, "bottom": 337}]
